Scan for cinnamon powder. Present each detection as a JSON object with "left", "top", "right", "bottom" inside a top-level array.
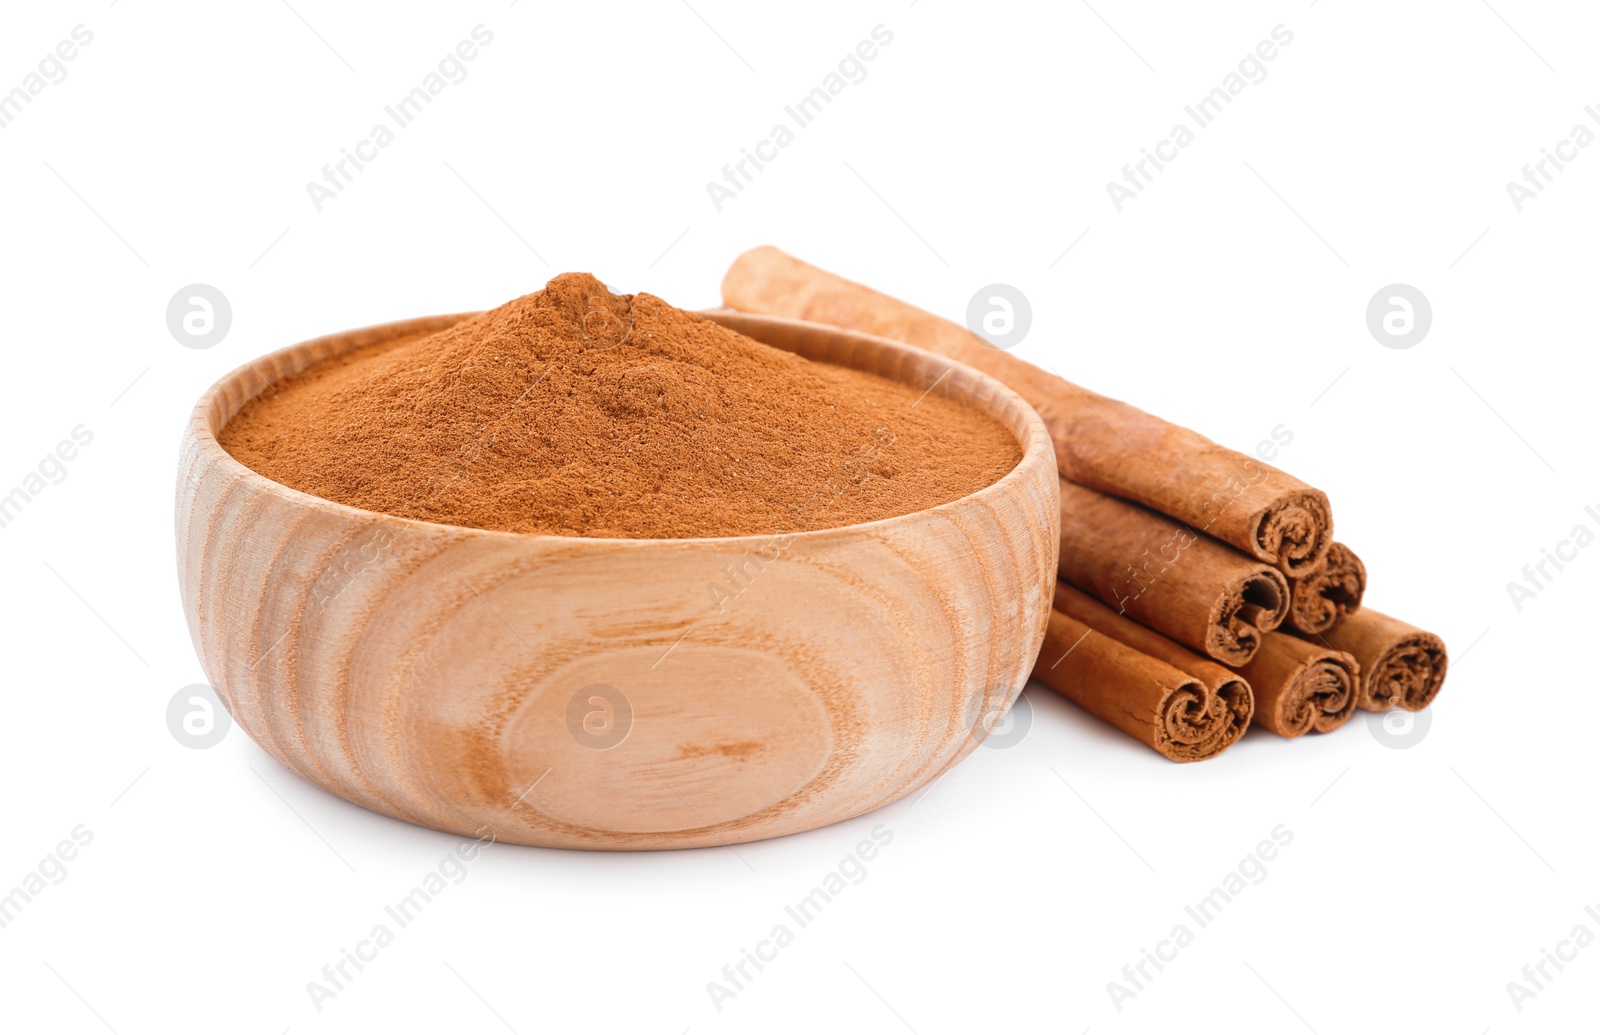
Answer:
[{"left": 220, "top": 274, "right": 1018, "bottom": 538}]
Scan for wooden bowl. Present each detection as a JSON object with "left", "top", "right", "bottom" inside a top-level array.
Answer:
[{"left": 176, "top": 310, "right": 1059, "bottom": 849}]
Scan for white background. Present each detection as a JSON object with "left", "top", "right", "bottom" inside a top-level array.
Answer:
[{"left": 1, "top": 1, "right": 1594, "bottom": 1032}]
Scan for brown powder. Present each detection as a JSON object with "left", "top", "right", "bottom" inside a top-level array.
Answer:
[{"left": 219, "top": 273, "right": 1019, "bottom": 539}]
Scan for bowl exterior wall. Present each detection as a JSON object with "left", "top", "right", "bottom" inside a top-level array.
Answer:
[{"left": 177, "top": 313, "right": 1058, "bottom": 849}]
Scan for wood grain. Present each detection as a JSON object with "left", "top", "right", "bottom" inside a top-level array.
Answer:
[{"left": 176, "top": 311, "right": 1059, "bottom": 849}]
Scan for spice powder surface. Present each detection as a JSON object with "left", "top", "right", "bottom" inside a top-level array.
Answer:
[{"left": 220, "top": 274, "right": 1020, "bottom": 539}]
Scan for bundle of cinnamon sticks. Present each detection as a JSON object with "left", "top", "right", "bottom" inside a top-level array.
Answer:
[{"left": 722, "top": 247, "right": 1448, "bottom": 761}]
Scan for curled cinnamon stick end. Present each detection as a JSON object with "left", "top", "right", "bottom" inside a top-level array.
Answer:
[
  {"left": 1285, "top": 542, "right": 1367, "bottom": 634},
  {"left": 1314, "top": 607, "right": 1447, "bottom": 712},
  {"left": 1032, "top": 610, "right": 1250, "bottom": 762},
  {"left": 720, "top": 245, "right": 1335, "bottom": 575},
  {"left": 1057, "top": 478, "right": 1288, "bottom": 666},
  {"left": 1052, "top": 581, "right": 1252, "bottom": 706},
  {"left": 1253, "top": 490, "right": 1335, "bottom": 578},
  {"left": 1231, "top": 632, "right": 1358, "bottom": 737}
]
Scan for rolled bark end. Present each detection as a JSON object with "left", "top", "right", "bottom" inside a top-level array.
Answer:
[
  {"left": 1208, "top": 566, "right": 1290, "bottom": 666},
  {"left": 1273, "top": 654, "right": 1358, "bottom": 736},
  {"left": 1231, "top": 632, "right": 1358, "bottom": 738},
  {"left": 1312, "top": 607, "right": 1448, "bottom": 712},
  {"left": 1156, "top": 679, "right": 1253, "bottom": 761},
  {"left": 1032, "top": 610, "right": 1249, "bottom": 763},
  {"left": 1286, "top": 542, "right": 1367, "bottom": 635},
  {"left": 1360, "top": 631, "right": 1447, "bottom": 711},
  {"left": 1254, "top": 489, "right": 1334, "bottom": 577}
]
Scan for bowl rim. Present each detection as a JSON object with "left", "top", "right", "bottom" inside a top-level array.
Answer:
[{"left": 183, "top": 308, "right": 1056, "bottom": 548}]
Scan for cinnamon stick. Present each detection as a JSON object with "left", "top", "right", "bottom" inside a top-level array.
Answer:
[
  {"left": 1031, "top": 610, "right": 1250, "bottom": 762},
  {"left": 1057, "top": 477, "right": 1289, "bottom": 666},
  {"left": 1285, "top": 542, "right": 1366, "bottom": 634},
  {"left": 1230, "top": 632, "right": 1358, "bottom": 737},
  {"left": 1312, "top": 607, "right": 1447, "bottom": 712},
  {"left": 722, "top": 246, "right": 1334, "bottom": 575},
  {"left": 1051, "top": 581, "right": 1252, "bottom": 713}
]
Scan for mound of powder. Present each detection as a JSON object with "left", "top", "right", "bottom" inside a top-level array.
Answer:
[{"left": 219, "top": 274, "right": 1020, "bottom": 538}]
